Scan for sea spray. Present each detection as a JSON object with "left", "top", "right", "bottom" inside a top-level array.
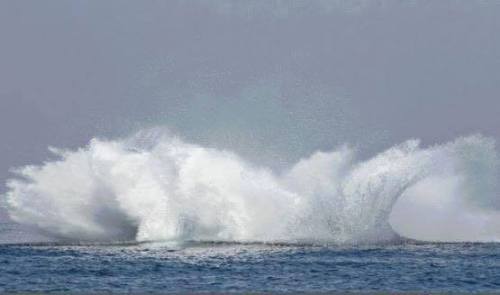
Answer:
[{"left": 3, "top": 130, "right": 499, "bottom": 243}]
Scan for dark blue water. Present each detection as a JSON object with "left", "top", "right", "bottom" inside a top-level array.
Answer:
[{"left": 1, "top": 241, "right": 499, "bottom": 293}]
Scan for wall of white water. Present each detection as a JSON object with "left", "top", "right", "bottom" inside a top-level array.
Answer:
[{"left": 2, "top": 129, "right": 499, "bottom": 244}]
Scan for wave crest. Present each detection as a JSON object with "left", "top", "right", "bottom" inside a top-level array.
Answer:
[{"left": 3, "top": 131, "right": 499, "bottom": 243}]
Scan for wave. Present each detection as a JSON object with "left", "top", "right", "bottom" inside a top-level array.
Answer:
[{"left": 2, "top": 129, "right": 499, "bottom": 244}]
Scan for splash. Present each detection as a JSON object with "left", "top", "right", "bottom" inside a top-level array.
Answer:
[{"left": 2, "top": 130, "right": 499, "bottom": 244}]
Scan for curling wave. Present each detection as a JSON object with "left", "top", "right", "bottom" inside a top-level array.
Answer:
[{"left": 2, "top": 130, "right": 500, "bottom": 244}]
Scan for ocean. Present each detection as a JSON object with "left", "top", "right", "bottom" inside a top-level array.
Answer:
[
  {"left": 1, "top": 241, "right": 499, "bottom": 293},
  {"left": 1, "top": 130, "right": 500, "bottom": 293},
  {"left": 2, "top": 1, "right": 500, "bottom": 293}
]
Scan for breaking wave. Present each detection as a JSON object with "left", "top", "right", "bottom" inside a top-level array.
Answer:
[{"left": 2, "top": 130, "right": 500, "bottom": 244}]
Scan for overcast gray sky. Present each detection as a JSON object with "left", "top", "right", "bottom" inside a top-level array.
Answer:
[{"left": 1, "top": 0, "right": 500, "bottom": 197}]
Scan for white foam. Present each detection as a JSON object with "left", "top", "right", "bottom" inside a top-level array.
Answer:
[{"left": 2, "top": 130, "right": 499, "bottom": 243}]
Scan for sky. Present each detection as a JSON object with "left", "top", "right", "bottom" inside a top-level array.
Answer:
[{"left": 1, "top": 0, "right": 499, "bottom": 202}]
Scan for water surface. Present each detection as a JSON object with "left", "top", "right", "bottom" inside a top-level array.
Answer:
[{"left": 1, "top": 241, "right": 498, "bottom": 293}]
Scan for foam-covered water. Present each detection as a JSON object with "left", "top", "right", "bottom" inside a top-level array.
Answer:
[{"left": 2, "top": 130, "right": 499, "bottom": 244}]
